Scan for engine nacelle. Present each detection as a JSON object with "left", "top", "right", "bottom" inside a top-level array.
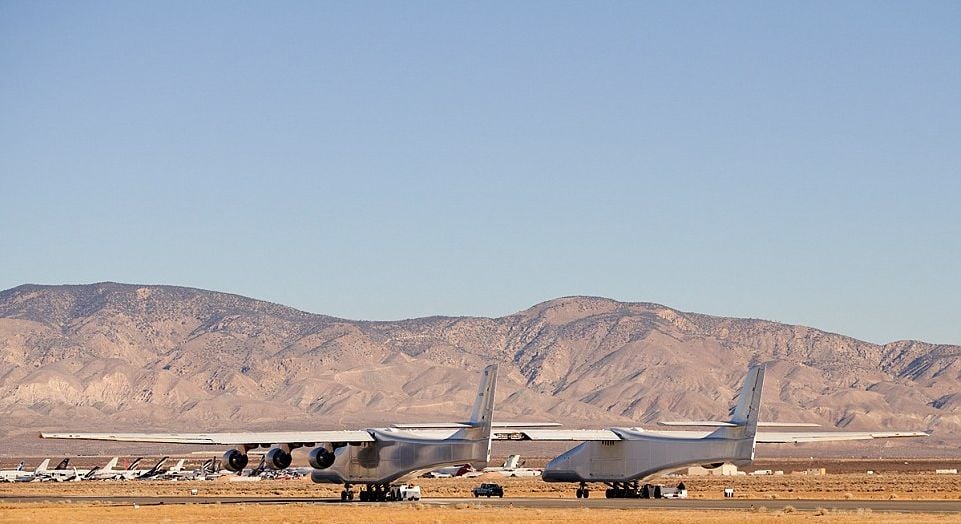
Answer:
[
  {"left": 308, "top": 447, "right": 335, "bottom": 469},
  {"left": 701, "top": 462, "right": 724, "bottom": 469},
  {"left": 223, "top": 449, "right": 249, "bottom": 472},
  {"left": 266, "top": 448, "right": 292, "bottom": 470}
]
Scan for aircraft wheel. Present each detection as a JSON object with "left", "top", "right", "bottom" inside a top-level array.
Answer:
[
  {"left": 348, "top": 491, "right": 354, "bottom": 501},
  {"left": 575, "top": 488, "right": 582, "bottom": 498},
  {"left": 341, "top": 491, "right": 348, "bottom": 502},
  {"left": 584, "top": 489, "right": 589, "bottom": 498}
]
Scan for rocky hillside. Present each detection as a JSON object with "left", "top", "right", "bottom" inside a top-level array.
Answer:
[{"left": 1, "top": 283, "right": 957, "bottom": 454}]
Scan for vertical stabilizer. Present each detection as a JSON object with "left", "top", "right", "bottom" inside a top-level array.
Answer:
[
  {"left": 710, "top": 365, "right": 765, "bottom": 442},
  {"left": 103, "top": 457, "right": 119, "bottom": 472},
  {"left": 468, "top": 364, "right": 498, "bottom": 427},
  {"left": 34, "top": 459, "right": 50, "bottom": 474},
  {"left": 730, "top": 365, "right": 764, "bottom": 429},
  {"left": 454, "top": 364, "right": 498, "bottom": 467}
]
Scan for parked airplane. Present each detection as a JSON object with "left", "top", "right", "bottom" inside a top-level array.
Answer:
[
  {"left": 485, "top": 454, "right": 541, "bottom": 477},
  {"left": 0, "top": 460, "right": 45, "bottom": 482},
  {"left": 30, "top": 458, "right": 91, "bottom": 482},
  {"left": 84, "top": 457, "right": 121, "bottom": 480},
  {"left": 155, "top": 459, "right": 187, "bottom": 479},
  {"left": 498, "top": 365, "right": 928, "bottom": 498},
  {"left": 42, "top": 364, "right": 550, "bottom": 501},
  {"left": 135, "top": 457, "right": 170, "bottom": 479},
  {"left": 424, "top": 463, "right": 475, "bottom": 478}
]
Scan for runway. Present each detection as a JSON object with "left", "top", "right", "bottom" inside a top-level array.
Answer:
[{"left": 1, "top": 495, "right": 959, "bottom": 513}]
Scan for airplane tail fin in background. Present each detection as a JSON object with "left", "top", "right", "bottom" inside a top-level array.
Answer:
[
  {"left": 53, "top": 458, "right": 69, "bottom": 470},
  {"left": 103, "top": 457, "right": 119, "bottom": 472},
  {"left": 34, "top": 459, "right": 50, "bottom": 473}
]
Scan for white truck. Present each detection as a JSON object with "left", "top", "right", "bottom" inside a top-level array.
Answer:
[{"left": 389, "top": 484, "right": 422, "bottom": 501}]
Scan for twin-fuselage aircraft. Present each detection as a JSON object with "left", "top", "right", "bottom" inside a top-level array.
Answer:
[{"left": 41, "top": 363, "right": 928, "bottom": 499}]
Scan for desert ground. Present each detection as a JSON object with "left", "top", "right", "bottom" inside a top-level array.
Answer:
[
  {"left": 2, "top": 458, "right": 961, "bottom": 523},
  {"left": 3, "top": 503, "right": 961, "bottom": 524}
]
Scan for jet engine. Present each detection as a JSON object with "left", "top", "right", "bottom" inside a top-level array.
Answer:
[
  {"left": 308, "top": 447, "right": 335, "bottom": 469},
  {"left": 266, "top": 448, "right": 292, "bottom": 470},
  {"left": 701, "top": 463, "right": 724, "bottom": 469},
  {"left": 223, "top": 449, "right": 249, "bottom": 472}
]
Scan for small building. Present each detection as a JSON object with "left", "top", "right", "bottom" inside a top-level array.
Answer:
[{"left": 686, "top": 463, "right": 739, "bottom": 476}]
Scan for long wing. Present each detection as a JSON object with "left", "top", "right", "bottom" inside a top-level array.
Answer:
[
  {"left": 392, "top": 422, "right": 561, "bottom": 429},
  {"left": 491, "top": 428, "right": 928, "bottom": 442},
  {"left": 40, "top": 430, "right": 375, "bottom": 446},
  {"left": 658, "top": 421, "right": 821, "bottom": 428},
  {"left": 494, "top": 429, "right": 622, "bottom": 441},
  {"left": 755, "top": 430, "right": 929, "bottom": 443}
]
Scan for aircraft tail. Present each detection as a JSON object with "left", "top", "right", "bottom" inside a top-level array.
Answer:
[
  {"left": 147, "top": 456, "right": 168, "bottom": 476},
  {"left": 53, "top": 458, "right": 69, "bottom": 470},
  {"left": 453, "top": 364, "right": 498, "bottom": 466},
  {"left": 102, "top": 457, "right": 119, "bottom": 472},
  {"left": 710, "top": 365, "right": 764, "bottom": 441},
  {"left": 468, "top": 364, "right": 498, "bottom": 427},
  {"left": 170, "top": 459, "right": 186, "bottom": 472},
  {"left": 34, "top": 459, "right": 50, "bottom": 474}
]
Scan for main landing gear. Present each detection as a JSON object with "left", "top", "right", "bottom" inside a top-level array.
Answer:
[
  {"left": 605, "top": 481, "right": 641, "bottom": 498},
  {"left": 575, "top": 482, "right": 590, "bottom": 498},
  {"left": 358, "top": 484, "right": 391, "bottom": 502},
  {"left": 575, "top": 481, "right": 650, "bottom": 498},
  {"left": 341, "top": 483, "right": 394, "bottom": 502}
]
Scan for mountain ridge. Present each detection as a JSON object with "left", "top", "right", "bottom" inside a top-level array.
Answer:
[{"left": 1, "top": 282, "right": 957, "bottom": 454}]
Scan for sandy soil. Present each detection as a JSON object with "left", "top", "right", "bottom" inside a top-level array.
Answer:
[
  {"left": 2, "top": 504, "right": 961, "bottom": 524},
  {"left": 3, "top": 461, "right": 961, "bottom": 522},
  {"left": 2, "top": 472, "right": 961, "bottom": 500}
]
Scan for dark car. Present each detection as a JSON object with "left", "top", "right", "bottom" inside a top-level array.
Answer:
[{"left": 472, "top": 483, "right": 504, "bottom": 498}]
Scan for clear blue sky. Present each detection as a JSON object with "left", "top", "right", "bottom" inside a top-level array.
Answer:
[{"left": 1, "top": 1, "right": 959, "bottom": 344}]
